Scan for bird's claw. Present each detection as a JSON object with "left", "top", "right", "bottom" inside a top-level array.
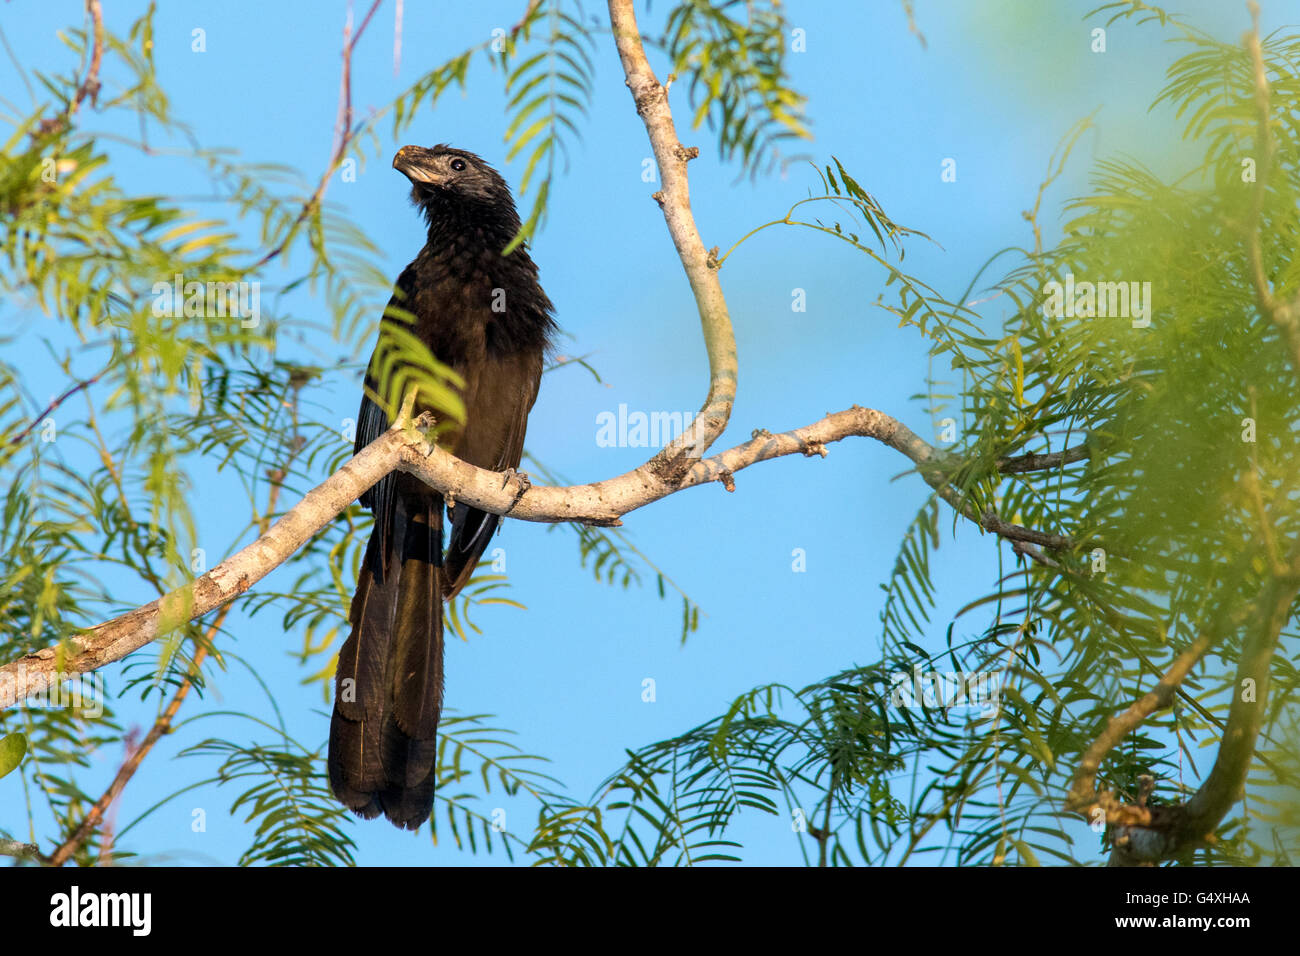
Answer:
[{"left": 501, "top": 468, "right": 531, "bottom": 514}]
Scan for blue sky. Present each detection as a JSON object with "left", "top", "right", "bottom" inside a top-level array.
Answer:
[{"left": 2, "top": 0, "right": 1291, "bottom": 865}]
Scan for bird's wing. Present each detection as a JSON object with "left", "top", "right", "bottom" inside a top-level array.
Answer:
[
  {"left": 354, "top": 377, "right": 398, "bottom": 579},
  {"left": 442, "top": 348, "right": 543, "bottom": 600}
]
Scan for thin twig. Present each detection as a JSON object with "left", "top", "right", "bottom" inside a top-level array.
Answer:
[
  {"left": 46, "top": 610, "right": 227, "bottom": 866},
  {"left": 45, "top": 396, "right": 307, "bottom": 865},
  {"left": 996, "top": 444, "right": 1090, "bottom": 474},
  {"left": 67, "top": 0, "right": 104, "bottom": 119},
  {"left": 0, "top": 839, "right": 46, "bottom": 862},
  {"left": 1011, "top": 540, "right": 1060, "bottom": 569},
  {"left": 1066, "top": 631, "right": 1215, "bottom": 820},
  {"left": 249, "top": 0, "right": 383, "bottom": 270},
  {"left": 7, "top": 368, "right": 108, "bottom": 446},
  {"left": 392, "top": 0, "right": 403, "bottom": 74},
  {"left": 1244, "top": 0, "right": 1300, "bottom": 373}
]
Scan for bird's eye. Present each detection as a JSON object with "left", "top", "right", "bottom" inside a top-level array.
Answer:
[{"left": 450, "top": 158, "right": 467, "bottom": 172}]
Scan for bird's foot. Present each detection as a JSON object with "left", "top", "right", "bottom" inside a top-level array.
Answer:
[{"left": 501, "top": 468, "right": 531, "bottom": 514}]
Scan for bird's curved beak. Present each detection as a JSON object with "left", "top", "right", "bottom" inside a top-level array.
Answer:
[{"left": 393, "top": 145, "right": 442, "bottom": 185}]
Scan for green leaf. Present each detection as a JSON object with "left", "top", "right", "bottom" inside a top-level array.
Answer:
[{"left": 0, "top": 733, "right": 27, "bottom": 778}]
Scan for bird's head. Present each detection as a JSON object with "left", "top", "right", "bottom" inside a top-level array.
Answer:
[{"left": 393, "top": 144, "right": 518, "bottom": 225}]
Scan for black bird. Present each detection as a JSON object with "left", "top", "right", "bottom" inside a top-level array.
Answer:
[{"left": 328, "top": 144, "right": 556, "bottom": 829}]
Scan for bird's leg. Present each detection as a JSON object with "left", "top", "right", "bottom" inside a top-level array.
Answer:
[{"left": 500, "top": 467, "right": 531, "bottom": 515}]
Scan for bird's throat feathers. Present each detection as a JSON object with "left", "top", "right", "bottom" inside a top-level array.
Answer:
[{"left": 413, "top": 184, "right": 524, "bottom": 255}]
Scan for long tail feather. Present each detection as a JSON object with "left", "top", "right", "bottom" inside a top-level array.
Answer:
[{"left": 329, "top": 487, "right": 444, "bottom": 830}]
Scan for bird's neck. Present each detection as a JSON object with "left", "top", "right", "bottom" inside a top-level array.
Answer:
[{"left": 422, "top": 199, "right": 521, "bottom": 253}]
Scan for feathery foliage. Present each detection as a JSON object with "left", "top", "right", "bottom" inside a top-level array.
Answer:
[{"left": 2, "top": 1, "right": 1297, "bottom": 869}]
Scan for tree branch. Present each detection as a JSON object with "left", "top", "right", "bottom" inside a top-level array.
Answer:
[
  {"left": 68, "top": 0, "right": 103, "bottom": 119},
  {"left": 0, "top": 415, "right": 386, "bottom": 711},
  {"left": 6, "top": 365, "right": 109, "bottom": 446},
  {"left": 1058, "top": 5, "right": 1300, "bottom": 866},
  {"left": 1244, "top": 0, "right": 1300, "bottom": 375},
  {"left": 1066, "top": 632, "right": 1214, "bottom": 821},
  {"left": 607, "top": 0, "right": 737, "bottom": 467},
  {"left": 35, "top": 0, "right": 103, "bottom": 138},
  {"left": 1065, "top": 561, "right": 1300, "bottom": 865},
  {"left": 0, "top": 401, "right": 1074, "bottom": 712},
  {"left": 0, "top": 838, "right": 45, "bottom": 861},
  {"left": 249, "top": 0, "right": 383, "bottom": 270},
  {"left": 46, "top": 608, "right": 226, "bottom": 867},
  {"left": 44, "top": 392, "right": 310, "bottom": 865},
  {"left": 996, "top": 444, "right": 1090, "bottom": 474}
]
